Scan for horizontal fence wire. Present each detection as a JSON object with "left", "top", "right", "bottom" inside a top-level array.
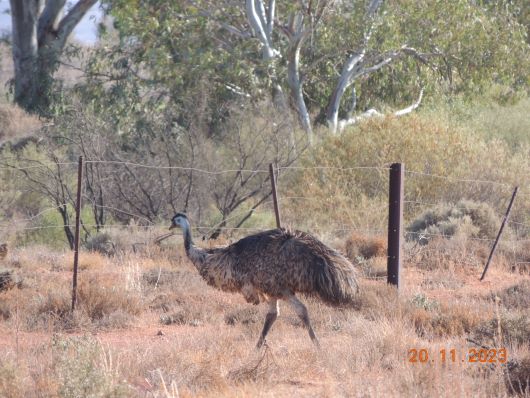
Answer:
[
  {"left": 84, "top": 160, "right": 270, "bottom": 174},
  {"left": 1, "top": 158, "right": 528, "bottom": 191},
  {"left": 406, "top": 231, "right": 492, "bottom": 243},
  {"left": 1, "top": 221, "right": 390, "bottom": 237},
  {"left": 0, "top": 203, "right": 71, "bottom": 228},
  {"left": 0, "top": 162, "right": 78, "bottom": 172},
  {"left": 403, "top": 199, "right": 520, "bottom": 222},
  {"left": 405, "top": 231, "right": 530, "bottom": 243},
  {"left": 405, "top": 169, "right": 514, "bottom": 187},
  {"left": 278, "top": 165, "right": 391, "bottom": 172}
]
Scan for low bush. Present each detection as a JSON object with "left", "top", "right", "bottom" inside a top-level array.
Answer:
[
  {"left": 52, "top": 335, "right": 128, "bottom": 398},
  {"left": 407, "top": 200, "right": 501, "bottom": 243},
  {"left": 78, "top": 277, "right": 142, "bottom": 326},
  {"left": 473, "top": 314, "right": 530, "bottom": 346},
  {"left": 494, "top": 281, "right": 530, "bottom": 311},
  {"left": 85, "top": 233, "right": 116, "bottom": 256}
]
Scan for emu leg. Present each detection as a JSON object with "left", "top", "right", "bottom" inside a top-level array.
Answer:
[
  {"left": 256, "top": 299, "right": 279, "bottom": 348},
  {"left": 288, "top": 295, "right": 320, "bottom": 347}
]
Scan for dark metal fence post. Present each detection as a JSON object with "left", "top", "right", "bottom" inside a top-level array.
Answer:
[
  {"left": 71, "top": 155, "right": 84, "bottom": 312},
  {"left": 387, "top": 163, "right": 404, "bottom": 288},
  {"left": 269, "top": 163, "right": 282, "bottom": 228},
  {"left": 480, "top": 186, "right": 518, "bottom": 281}
]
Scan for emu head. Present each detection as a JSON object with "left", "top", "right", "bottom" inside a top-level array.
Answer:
[{"left": 169, "top": 212, "right": 188, "bottom": 230}]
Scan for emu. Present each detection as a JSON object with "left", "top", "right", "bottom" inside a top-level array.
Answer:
[{"left": 169, "top": 213, "right": 359, "bottom": 348}]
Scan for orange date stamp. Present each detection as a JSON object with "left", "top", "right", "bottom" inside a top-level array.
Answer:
[{"left": 407, "top": 348, "right": 508, "bottom": 364}]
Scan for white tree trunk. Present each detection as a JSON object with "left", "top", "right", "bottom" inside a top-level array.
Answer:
[
  {"left": 246, "top": 0, "right": 277, "bottom": 60},
  {"left": 325, "top": 0, "right": 386, "bottom": 134},
  {"left": 326, "top": 53, "right": 364, "bottom": 134},
  {"left": 287, "top": 34, "right": 312, "bottom": 142}
]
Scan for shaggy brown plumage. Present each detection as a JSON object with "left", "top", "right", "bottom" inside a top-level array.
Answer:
[{"left": 170, "top": 213, "right": 359, "bottom": 347}]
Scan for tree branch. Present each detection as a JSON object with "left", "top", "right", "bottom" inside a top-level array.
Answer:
[
  {"left": 246, "top": 0, "right": 278, "bottom": 59},
  {"left": 393, "top": 87, "right": 424, "bottom": 116},
  {"left": 38, "top": 0, "right": 65, "bottom": 45},
  {"left": 337, "top": 87, "right": 424, "bottom": 131},
  {"left": 53, "top": 0, "right": 97, "bottom": 50}
]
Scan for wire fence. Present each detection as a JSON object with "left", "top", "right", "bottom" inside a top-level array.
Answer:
[{"left": 1, "top": 158, "right": 529, "bottom": 273}]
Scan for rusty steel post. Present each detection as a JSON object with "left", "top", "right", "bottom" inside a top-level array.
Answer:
[
  {"left": 269, "top": 163, "right": 282, "bottom": 228},
  {"left": 71, "top": 155, "right": 84, "bottom": 311},
  {"left": 480, "top": 186, "right": 518, "bottom": 281},
  {"left": 387, "top": 163, "right": 404, "bottom": 288}
]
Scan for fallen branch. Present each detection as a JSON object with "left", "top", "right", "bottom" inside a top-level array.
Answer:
[{"left": 337, "top": 87, "right": 424, "bottom": 132}]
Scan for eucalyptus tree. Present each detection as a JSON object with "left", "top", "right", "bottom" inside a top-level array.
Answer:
[{"left": 9, "top": 0, "right": 98, "bottom": 113}]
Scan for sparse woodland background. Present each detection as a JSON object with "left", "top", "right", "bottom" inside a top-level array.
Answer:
[{"left": 0, "top": 0, "right": 529, "bottom": 397}]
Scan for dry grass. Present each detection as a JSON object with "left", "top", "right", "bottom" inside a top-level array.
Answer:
[
  {"left": 0, "top": 238, "right": 528, "bottom": 397},
  {"left": 0, "top": 103, "right": 42, "bottom": 144},
  {"left": 344, "top": 233, "right": 387, "bottom": 261}
]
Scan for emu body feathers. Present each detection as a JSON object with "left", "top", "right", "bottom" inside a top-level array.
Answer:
[{"left": 196, "top": 228, "right": 358, "bottom": 306}]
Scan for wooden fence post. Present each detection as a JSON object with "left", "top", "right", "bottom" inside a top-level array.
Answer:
[
  {"left": 387, "top": 163, "right": 404, "bottom": 288},
  {"left": 71, "top": 155, "right": 83, "bottom": 312},
  {"left": 269, "top": 163, "right": 282, "bottom": 228},
  {"left": 480, "top": 186, "right": 518, "bottom": 281}
]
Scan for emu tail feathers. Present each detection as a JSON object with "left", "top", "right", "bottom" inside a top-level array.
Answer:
[{"left": 312, "top": 251, "right": 359, "bottom": 306}]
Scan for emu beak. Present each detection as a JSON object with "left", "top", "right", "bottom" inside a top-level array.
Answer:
[{"left": 169, "top": 223, "right": 176, "bottom": 230}]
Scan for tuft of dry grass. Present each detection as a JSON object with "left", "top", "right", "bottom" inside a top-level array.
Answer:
[
  {"left": 494, "top": 280, "right": 530, "bottom": 311},
  {"left": 344, "top": 232, "right": 387, "bottom": 261},
  {"left": 0, "top": 360, "right": 25, "bottom": 398},
  {"left": 78, "top": 276, "right": 143, "bottom": 326},
  {"left": 473, "top": 314, "right": 530, "bottom": 347},
  {"left": 224, "top": 307, "right": 260, "bottom": 326},
  {"left": 407, "top": 236, "right": 493, "bottom": 271},
  {"left": 505, "top": 354, "right": 530, "bottom": 396}
]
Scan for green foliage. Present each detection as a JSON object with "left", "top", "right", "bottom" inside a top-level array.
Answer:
[
  {"left": 301, "top": 0, "right": 529, "bottom": 115},
  {"left": 85, "top": 0, "right": 263, "bottom": 135},
  {"left": 81, "top": 0, "right": 529, "bottom": 135},
  {"left": 16, "top": 208, "right": 70, "bottom": 248},
  {"left": 407, "top": 200, "right": 501, "bottom": 242}
]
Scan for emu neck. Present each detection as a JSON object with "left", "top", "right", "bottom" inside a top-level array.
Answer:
[
  {"left": 182, "top": 222, "right": 194, "bottom": 255},
  {"left": 181, "top": 221, "right": 206, "bottom": 269}
]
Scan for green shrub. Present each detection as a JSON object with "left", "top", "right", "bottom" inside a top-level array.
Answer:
[
  {"left": 85, "top": 232, "right": 116, "bottom": 256},
  {"left": 407, "top": 200, "right": 501, "bottom": 243},
  {"left": 53, "top": 335, "right": 128, "bottom": 398}
]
